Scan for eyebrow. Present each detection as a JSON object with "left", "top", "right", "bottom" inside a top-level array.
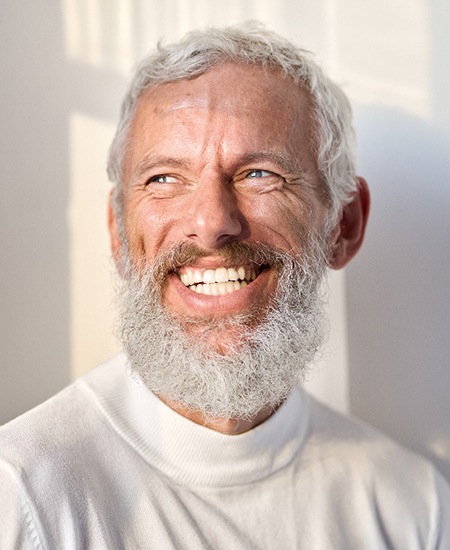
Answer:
[
  {"left": 236, "top": 151, "right": 302, "bottom": 174},
  {"left": 133, "top": 155, "right": 190, "bottom": 180},
  {"left": 131, "top": 150, "right": 306, "bottom": 182}
]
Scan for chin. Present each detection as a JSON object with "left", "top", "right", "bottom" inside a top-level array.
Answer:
[{"left": 175, "top": 314, "right": 258, "bottom": 356}]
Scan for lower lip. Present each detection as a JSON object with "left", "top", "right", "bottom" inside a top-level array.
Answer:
[{"left": 164, "top": 268, "right": 275, "bottom": 317}]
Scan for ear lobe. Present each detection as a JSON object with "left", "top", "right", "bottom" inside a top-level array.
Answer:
[
  {"left": 329, "top": 177, "right": 370, "bottom": 270},
  {"left": 107, "top": 189, "right": 123, "bottom": 269}
]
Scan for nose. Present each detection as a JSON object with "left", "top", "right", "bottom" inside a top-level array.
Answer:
[{"left": 182, "top": 176, "right": 243, "bottom": 249}]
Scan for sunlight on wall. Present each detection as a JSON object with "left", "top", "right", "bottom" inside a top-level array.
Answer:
[
  {"left": 132, "top": 0, "right": 254, "bottom": 51},
  {"left": 338, "top": 0, "right": 431, "bottom": 119},
  {"left": 62, "top": 0, "right": 256, "bottom": 73},
  {"left": 63, "top": 0, "right": 134, "bottom": 72},
  {"left": 68, "top": 112, "right": 120, "bottom": 379},
  {"left": 62, "top": 0, "right": 433, "bottom": 118}
]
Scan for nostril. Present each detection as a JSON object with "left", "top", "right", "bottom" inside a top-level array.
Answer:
[{"left": 183, "top": 185, "right": 243, "bottom": 248}]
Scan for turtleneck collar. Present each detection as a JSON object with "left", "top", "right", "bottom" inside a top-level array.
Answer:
[{"left": 82, "top": 353, "right": 311, "bottom": 488}]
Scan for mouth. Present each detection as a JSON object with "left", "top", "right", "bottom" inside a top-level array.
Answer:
[{"left": 177, "top": 265, "right": 263, "bottom": 295}]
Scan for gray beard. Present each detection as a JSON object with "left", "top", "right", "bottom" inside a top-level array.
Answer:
[{"left": 115, "top": 237, "right": 329, "bottom": 421}]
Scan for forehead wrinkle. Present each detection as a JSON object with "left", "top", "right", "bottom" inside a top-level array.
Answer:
[{"left": 191, "top": 102, "right": 229, "bottom": 170}]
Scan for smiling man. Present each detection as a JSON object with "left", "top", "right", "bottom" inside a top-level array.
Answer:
[
  {"left": 110, "top": 60, "right": 345, "bottom": 433},
  {"left": 1, "top": 23, "right": 450, "bottom": 549}
]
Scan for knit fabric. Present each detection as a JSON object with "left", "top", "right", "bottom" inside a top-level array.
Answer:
[{"left": 1, "top": 353, "right": 449, "bottom": 549}]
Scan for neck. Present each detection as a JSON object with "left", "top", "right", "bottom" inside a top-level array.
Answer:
[{"left": 157, "top": 394, "right": 276, "bottom": 434}]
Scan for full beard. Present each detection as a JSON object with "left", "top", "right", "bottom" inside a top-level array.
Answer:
[{"left": 115, "top": 235, "right": 330, "bottom": 421}]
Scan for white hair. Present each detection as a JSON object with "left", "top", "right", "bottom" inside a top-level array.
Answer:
[{"left": 107, "top": 22, "right": 357, "bottom": 233}]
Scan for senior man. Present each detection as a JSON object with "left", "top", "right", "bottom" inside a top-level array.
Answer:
[{"left": 1, "top": 23, "right": 449, "bottom": 549}]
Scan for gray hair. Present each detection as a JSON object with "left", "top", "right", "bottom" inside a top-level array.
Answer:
[{"left": 107, "top": 22, "right": 357, "bottom": 232}]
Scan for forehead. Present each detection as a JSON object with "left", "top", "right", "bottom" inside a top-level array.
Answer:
[
  {"left": 124, "top": 63, "right": 316, "bottom": 177},
  {"left": 143, "top": 62, "right": 310, "bottom": 112}
]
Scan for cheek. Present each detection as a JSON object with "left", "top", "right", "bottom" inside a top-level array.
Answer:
[
  {"left": 243, "top": 193, "right": 317, "bottom": 251},
  {"left": 124, "top": 200, "right": 180, "bottom": 260}
]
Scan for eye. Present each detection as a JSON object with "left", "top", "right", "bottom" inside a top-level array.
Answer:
[
  {"left": 234, "top": 168, "right": 284, "bottom": 193},
  {"left": 146, "top": 174, "right": 180, "bottom": 185},
  {"left": 246, "top": 169, "right": 275, "bottom": 179}
]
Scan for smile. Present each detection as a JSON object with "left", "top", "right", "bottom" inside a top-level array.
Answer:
[{"left": 178, "top": 266, "right": 260, "bottom": 295}]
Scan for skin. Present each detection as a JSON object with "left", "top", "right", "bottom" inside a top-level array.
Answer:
[{"left": 109, "top": 62, "right": 370, "bottom": 434}]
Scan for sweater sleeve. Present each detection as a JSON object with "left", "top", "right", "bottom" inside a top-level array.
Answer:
[{"left": 0, "top": 460, "right": 47, "bottom": 550}]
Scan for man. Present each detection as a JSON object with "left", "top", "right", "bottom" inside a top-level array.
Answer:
[{"left": 1, "top": 23, "right": 449, "bottom": 549}]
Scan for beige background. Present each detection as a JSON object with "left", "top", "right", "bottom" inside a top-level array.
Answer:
[{"left": 1, "top": 0, "right": 449, "bottom": 481}]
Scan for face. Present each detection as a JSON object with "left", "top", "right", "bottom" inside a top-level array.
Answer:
[{"left": 112, "top": 63, "right": 330, "bottom": 344}]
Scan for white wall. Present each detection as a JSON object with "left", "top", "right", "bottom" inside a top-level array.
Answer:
[
  {"left": 1, "top": 0, "right": 449, "bottom": 481},
  {"left": 344, "top": 0, "right": 450, "bottom": 481}
]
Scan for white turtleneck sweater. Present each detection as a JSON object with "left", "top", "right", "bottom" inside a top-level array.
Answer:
[{"left": 1, "top": 354, "right": 449, "bottom": 549}]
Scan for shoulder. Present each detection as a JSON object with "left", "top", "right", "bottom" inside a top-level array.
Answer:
[
  {"left": 303, "top": 392, "right": 439, "bottom": 483},
  {"left": 0, "top": 354, "right": 133, "bottom": 549},
  {"left": 0, "top": 355, "right": 126, "bottom": 476},
  {"left": 301, "top": 392, "right": 450, "bottom": 542},
  {"left": 304, "top": 394, "right": 432, "bottom": 475}
]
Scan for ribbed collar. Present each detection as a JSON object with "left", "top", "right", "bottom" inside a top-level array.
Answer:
[{"left": 82, "top": 353, "right": 311, "bottom": 488}]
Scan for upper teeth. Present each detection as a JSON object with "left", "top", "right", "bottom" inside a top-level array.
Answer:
[{"left": 179, "top": 266, "right": 257, "bottom": 288}]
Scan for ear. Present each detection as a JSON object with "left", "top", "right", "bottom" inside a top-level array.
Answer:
[
  {"left": 107, "top": 189, "right": 123, "bottom": 269},
  {"left": 329, "top": 177, "right": 370, "bottom": 270}
]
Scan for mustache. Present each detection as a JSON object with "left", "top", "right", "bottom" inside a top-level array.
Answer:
[{"left": 147, "top": 241, "right": 296, "bottom": 283}]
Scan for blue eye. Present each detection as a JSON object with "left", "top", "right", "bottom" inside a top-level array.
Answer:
[
  {"left": 247, "top": 169, "right": 273, "bottom": 178},
  {"left": 147, "top": 175, "right": 179, "bottom": 184}
]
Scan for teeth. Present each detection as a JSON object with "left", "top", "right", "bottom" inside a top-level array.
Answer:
[
  {"left": 179, "top": 266, "right": 259, "bottom": 285},
  {"left": 203, "top": 269, "right": 216, "bottom": 284},
  {"left": 210, "top": 283, "right": 219, "bottom": 296},
  {"left": 226, "top": 281, "right": 235, "bottom": 293},
  {"left": 179, "top": 265, "right": 261, "bottom": 294},
  {"left": 215, "top": 267, "right": 229, "bottom": 283},
  {"left": 218, "top": 282, "right": 228, "bottom": 295},
  {"left": 193, "top": 269, "right": 202, "bottom": 283},
  {"left": 200, "top": 280, "right": 249, "bottom": 295}
]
